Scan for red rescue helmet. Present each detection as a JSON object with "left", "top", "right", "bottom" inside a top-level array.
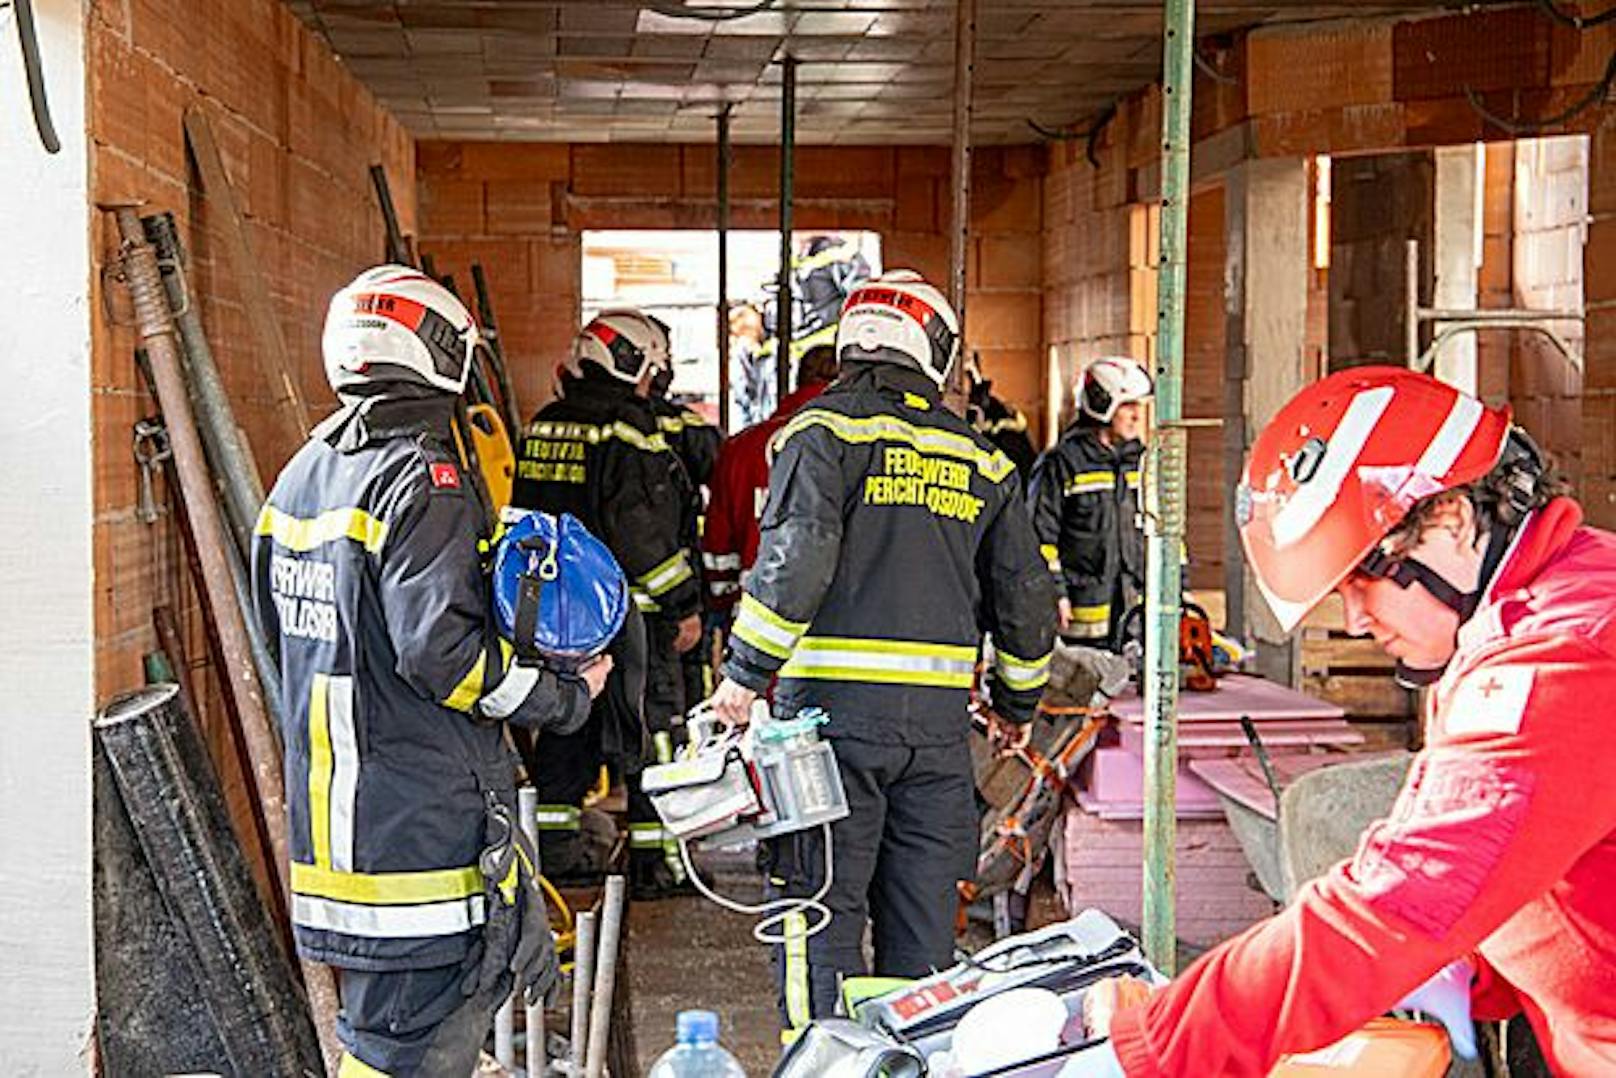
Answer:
[{"left": 1237, "top": 367, "right": 1512, "bottom": 631}]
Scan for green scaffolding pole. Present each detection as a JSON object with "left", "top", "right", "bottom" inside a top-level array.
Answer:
[{"left": 1142, "top": 0, "right": 1196, "bottom": 974}]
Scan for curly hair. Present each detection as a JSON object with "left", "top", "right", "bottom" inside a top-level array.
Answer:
[{"left": 1382, "top": 429, "right": 1571, "bottom": 555}]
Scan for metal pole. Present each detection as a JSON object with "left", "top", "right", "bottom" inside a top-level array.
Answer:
[
  {"left": 520, "top": 787, "right": 546, "bottom": 1078},
  {"left": 1142, "top": 0, "right": 1196, "bottom": 975},
  {"left": 717, "top": 105, "right": 733, "bottom": 434},
  {"left": 103, "top": 204, "right": 342, "bottom": 1073},
  {"left": 947, "top": 0, "right": 977, "bottom": 406},
  {"left": 776, "top": 56, "right": 798, "bottom": 405},
  {"left": 584, "top": 875, "right": 627, "bottom": 1078},
  {"left": 1406, "top": 239, "right": 1420, "bottom": 367},
  {"left": 569, "top": 911, "right": 598, "bottom": 1077}
]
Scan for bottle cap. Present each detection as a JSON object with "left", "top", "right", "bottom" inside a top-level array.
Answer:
[{"left": 677, "top": 1009, "right": 719, "bottom": 1045}]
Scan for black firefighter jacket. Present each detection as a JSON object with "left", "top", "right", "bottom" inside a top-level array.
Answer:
[
  {"left": 510, "top": 372, "right": 700, "bottom": 623},
  {"left": 252, "top": 392, "right": 591, "bottom": 971},
  {"left": 1027, "top": 424, "right": 1145, "bottom": 647},
  {"left": 721, "top": 359, "right": 1057, "bottom": 743}
]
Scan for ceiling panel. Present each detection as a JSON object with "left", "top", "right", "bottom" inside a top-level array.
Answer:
[{"left": 287, "top": 0, "right": 1448, "bottom": 143}]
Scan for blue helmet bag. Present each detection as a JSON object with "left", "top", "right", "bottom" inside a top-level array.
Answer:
[{"left": 492, "top": 510, "right": 629, "bottom": 669}]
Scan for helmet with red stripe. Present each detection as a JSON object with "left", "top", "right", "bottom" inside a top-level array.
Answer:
[
  {"left": 572, "top": 308, "right": 669, "bottom": 384},
  {"left": 1076, "top": 356, "right": 1153, "bottom": 422},
  {"left": 1238, "top": 367, "right": 1512, "bottom": 631},
  {"left": 322, "top": 265, "right": 482, "bottom": 396},
  {"left": 836, "top": 270, "right": 960, "bottom": 387}
]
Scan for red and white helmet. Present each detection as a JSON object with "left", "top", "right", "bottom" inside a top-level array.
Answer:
[
  {"left": 1076, "top": 356, "right": 1153, "bottom": 422},
  {"left": 322, "top": 265, "right": 482, "bottom": 395},
  {"left": 836, "top": 270, "right": 959, "bottom": 387},
  {"left": 1238, "top": 367, "right": 1512, "bottom": 631},
  {"left": 572, "top": 308, "right": 670, "bottom": 384}
]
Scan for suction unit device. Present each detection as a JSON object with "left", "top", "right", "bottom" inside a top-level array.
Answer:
[{"left": 643, "top": 702, "right": 850, "bottom": 942}]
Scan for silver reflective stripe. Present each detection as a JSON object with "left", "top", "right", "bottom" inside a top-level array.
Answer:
[
  {"left": 292, "top": 893, "right": 486, "bottom": 938},
  {"left": 479, "top": 663, "right": 538, "bottom": 720},
  {"left": 326, "top": 676, "right": 358, "bottom": 873},
  {"left": 1271, "top": 386, "right": 1395, "bottom": 549},
  {"left": 779, "top": 638, "right": 977, "bottom": 687},
  {"left": 995, "top": 651, "right": 1051, "bottom": 692},
  {"left": 733, "top": 598, "right": 803, "bottom": 658},
  {"left": 703, "top": 552, "right": 742, "bottom": 571},
  {"left": 1415, "top": 395, "right": 1485, "bottom": 481},
  {"left": 709, "top": 580, "right": 741, "bottom": 596},
  {"left": 641, "top": 551, "right": 693, "bottom": 596},
  {"left": 534, "top": 806, "right": 580, "bottom": 830}
]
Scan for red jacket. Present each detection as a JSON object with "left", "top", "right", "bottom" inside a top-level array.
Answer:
[
  {"left": 1111, "top": 498, "right": 1616, "bottom": 1075},
  {"left": 701, "top": 382, "right": 830, "bottom": 615}
]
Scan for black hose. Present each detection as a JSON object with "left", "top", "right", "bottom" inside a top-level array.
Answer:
[
  {"left": 14, "top": 0, "right": 61, "bottom": 153},
  {"left": 1536, "top": 0, "right": 1616, "bottom": 30},
  {"left": 1465, "top": 48, "right": 1616, "bottom": 135}
]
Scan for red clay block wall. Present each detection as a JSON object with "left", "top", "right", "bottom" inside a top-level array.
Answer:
[
  {"left": 88, "top": 0, "right": 414, "bottom": 820},
  {"left": 414, "top": 142, "right": 1045, "bottom": 439}
]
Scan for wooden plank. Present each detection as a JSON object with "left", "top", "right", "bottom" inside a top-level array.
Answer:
[
  {"left": 1301, "top": 633, "right": 1394, "bottom": 674},
  {"left": 1303, "top": 673, "right": 1415, "bottom": 719},
  {"left": 184, "top": 104, "right": 311, "bottom": 442}
]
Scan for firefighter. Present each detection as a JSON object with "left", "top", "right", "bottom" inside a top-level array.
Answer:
[
  {"left": 646, "top": 326, "right": 723, "bottom": 720},
  {"left": 708, "top": 271, "right": 1057, "bottom": 1035},
  {"left": 702, "top": 344, "right": 839, "bottom": 630},
  {"left": 253, "top": 266, "right": 611, "bottom": 1076},
  {"left": 509, "top": 309, "right": 702, "bottom": 897},
  {"left": 1029, "top": 357, "right": 1153, "bottom": 648},
  {"left": 793, "top": 234, "right": 871, "bottom": 354},
  {"left": 966, "top": 353, "right": 1038, "bottom": 485},
  {"left": 1074, "top": 368, "right": 1616, "bottom": 1076}
]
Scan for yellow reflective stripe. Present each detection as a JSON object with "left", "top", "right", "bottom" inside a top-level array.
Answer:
[
  {"left": 522, "top": 420, "right": 668, "bottom": 453},
  {"left": 309, "top": 674, "right": 333, "bottom": 869},
  {"left": 291, "top": 861, "right": 484, "bottom": 905},
  {"left": 774, "top": 411, "right": 1016, "bottom": 484},
  {"left": 1125, "top": 469, "right": 1141, "bottom": 489},
  {"left": 794, "top": 243, "right": 854, "bottom": 272},
  {"left": 639, "top": 549, "right": 694, "bottom": 598},
  {"left": 902, "top": 391, "right": 932, "bottom": 411},
  {"left": 256, "top": 505, "right": 388, "bottom": 555},
  {"left": 1071, "top": 603, "right": 1110, "bottom": 623},
  {"left": 339, "top": 1052, "right": 391, "bottom": 1078},
  {"left": 995, "top": 648, "right": 1052, "bottom": 692},
  {"left": 1063, "top": 470, "right": 1115, "bottom": 496},
  {"left": 733, "top": 593, "right": 808, "bottom": 660},
  {"left": 658, "top": 409, "right": 710, "bottom": 435},
  {"left": 442, "top": 650, "right": 487, "bottom": 713},
  {"left": 978, "top": 411, "right": 1029, "bottom": 435},
  {"left": 779, "top": 636, "right": 977, "bottom": 689},
  {"left": 784, "top": 910, "right": 812, "bottom": 1029},
  {"left": 1040, "top": 543, "right": 1062, "bottom": 571},
  {"left": 630, "top": 587, "right": 663, "bottom": 613},
  {"left": 653, "top": 730, "right": 674, "bottom": 764},
  {"left": 629, "top": 823, "right": 669, "bottom": 848}
]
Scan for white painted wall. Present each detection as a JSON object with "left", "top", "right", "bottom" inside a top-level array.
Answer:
[
  {"left": 0, "top": 0, "right": 96, "bottom": 1071},
  {"left": 1433, "top": 144, "right": 1481, "bottom": 393}
]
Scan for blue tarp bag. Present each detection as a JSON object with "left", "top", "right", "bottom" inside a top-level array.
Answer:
[{"left": 492, "top": 510, "right": 628, "bottom": 669}]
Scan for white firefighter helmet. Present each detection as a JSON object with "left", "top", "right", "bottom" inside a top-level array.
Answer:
[
  {"left": 1075, "top": 355, "right": 1153, "bottom": 422},
  {"left": 572, "top": 308, "right": 670, "bottom": 384},
  {"left": 835, "top": 270, "right": 960, "bottom": 387},
  {"left": 322, "top": 265, "right": 482, "bottom": 395}
]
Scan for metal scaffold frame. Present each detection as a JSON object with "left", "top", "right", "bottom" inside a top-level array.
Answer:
[{"left": 1142, "top": 0, "right": 1197, "bottom": 973}]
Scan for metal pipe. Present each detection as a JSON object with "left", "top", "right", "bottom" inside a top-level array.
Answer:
[
  {"left": 1141, "top": 0, "right": 1197, "bottom": 975},
  {"left": 103, "top": 204, "right": 341, "bottom": 1072},
  {"left": 520, "top": 787, "right": 546, "bottom": 1078},
  {"left": 495, "top": 987, "right": 516, "bottom": 1068},
  {"left": 776, "top": 56, "right": 798, "bottom": 405},
  {"left": 569, "top": 911, "right": 598, "bottom": 1077},
  {"left": 717, "top": 105, "right": 733, "bottom": 434},
  {"left": 1406, "top": 239, "right": 1421, "bottom": 367},
  {"left": 140, "top": 213, "right": 285, "bottom": 723},
  {"left": 947, "top": 0, "right": 977, "bottom": 405},
  {"left": 584, "top": 875, "right": 627, "bottom": 1078}
]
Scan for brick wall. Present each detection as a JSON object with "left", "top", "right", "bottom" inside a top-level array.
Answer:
[
  {"left": 1509, "top": 136, "right": 1588, "bottom": 474},
  {"left": 1041, "top": 102, "right": 1228, "bottom": 591},
  {"left": 415, "top": 142, "right": 1046, "bottom": 440},
  {"left": 1586, "top": 119, "right": 1616, "bottom": 529},
  {"left": 89, "top": 0, "right": 414, "bottom": 830},
  {"left": 1327, "top": 151, "right": 1434, "bottom": 369}
]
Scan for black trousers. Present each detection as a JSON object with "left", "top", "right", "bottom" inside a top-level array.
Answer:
[
  {"left": 763, "top": 734, "right": 978, "bottom": 1030},
  {"left": 629, "top": 616, "right": 688, "bottom": 869}
]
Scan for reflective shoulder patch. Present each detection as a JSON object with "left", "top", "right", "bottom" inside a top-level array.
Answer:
[{"left": 1442, "top": 666, "right": 1535, "bottom": 738}]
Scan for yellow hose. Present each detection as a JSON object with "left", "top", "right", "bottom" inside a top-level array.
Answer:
[{"left": 541, "top": 873, "right": 577, "bottom": 954}]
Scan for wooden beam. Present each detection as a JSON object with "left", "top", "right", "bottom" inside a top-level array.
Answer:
[{"left": 184, "top": 104, "right": 312, "bottom": 444}]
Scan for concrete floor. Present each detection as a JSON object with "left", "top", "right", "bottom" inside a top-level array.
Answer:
[{"left": 623, "top": 850, "right": 781, "bottom": 1076}]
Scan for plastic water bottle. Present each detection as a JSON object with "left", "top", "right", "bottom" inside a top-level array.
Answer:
[{"left": 647, "top": 1010, "right": 747, "bottom": 1078}]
